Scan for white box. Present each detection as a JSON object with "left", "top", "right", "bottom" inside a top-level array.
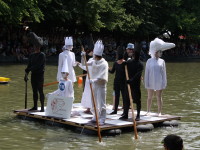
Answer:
[{"left": 45, "top": 95, "right": 73, "bottom": 119}]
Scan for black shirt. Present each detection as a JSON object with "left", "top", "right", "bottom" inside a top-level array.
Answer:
[{"left": 25, "top": 52, "right": 46, "bottom": 74}]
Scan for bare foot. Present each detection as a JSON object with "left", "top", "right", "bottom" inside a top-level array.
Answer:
[
  {"left": 145, "top": 112, "right": 151, "bottom": 116},
  {"left": 158, "top": 113, "right": 162, "bottom": 116}
]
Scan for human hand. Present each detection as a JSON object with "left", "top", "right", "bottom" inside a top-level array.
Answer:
[
  {"left": 126, "top": 80, "right": 131, "bottom": 84},
  {"left": 81, "top": 51, "right": 86, "bottom": 56},
  {"left": 24, "top": 74, "right": 29, "bottom": 82},
  {"left": 89, "top": 79, "right": 98, "bottom": 84}
]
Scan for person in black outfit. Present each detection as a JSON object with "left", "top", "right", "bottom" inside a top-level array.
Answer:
[
  {"left": 24, "top": 29, "right": 46, "bottom": 112},
  {"left": 120, "top": 43, "right": 144, "bottom": 121},
  {"left": 109, "top": 50, "right": 127, "bottom": 115}
]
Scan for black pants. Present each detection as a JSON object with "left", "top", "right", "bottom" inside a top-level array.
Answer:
[
  {"left": 113, "top": 82, "right": 127, "bottom": 112},
  {"left": 123, "top": 85, "right": 141, "bottom": 117},
  {"left": 31, "top": 72, "right": 44, "bottom": 108}
]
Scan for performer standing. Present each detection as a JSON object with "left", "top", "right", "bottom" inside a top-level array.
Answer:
[
  {"left": 109, "top": 48, "right": 127, "bottom": 115},
  {"left": 81, "top": 40, "right": 108, "bottom": 125},
  {"left": 144, "top": 38, "right": 175, "bottom": 116},
  {"left": 24, "top": 30, "right": 46, "bottom": 112},
  {"left": 57, "top": 37, "right": 77, "bottom": 83},
  {"left": 78, "top": 53, "right": 94, "bottom": 113},
  {"left": 120, "top": 43, "right": 144, "bottom": 121}
]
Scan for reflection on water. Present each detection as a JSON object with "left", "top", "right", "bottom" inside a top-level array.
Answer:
[{"left": 0, "top": 62, "right": 200, "bottom": 150}]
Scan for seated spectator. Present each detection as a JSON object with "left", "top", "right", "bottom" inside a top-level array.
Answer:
[{"left": 162, "top": 134, "right": 183, "bottom": 150}]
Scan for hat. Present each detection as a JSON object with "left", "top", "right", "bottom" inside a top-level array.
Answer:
[
  {"left": 63, "top": 37, "right": 73, "bottom": 50},
  {"left": 149, "top": 38, "right": 175, "bottom": 57},
  {"left": 28, "top": 32, "right": 43, "bottom": 47},
  {"left": 61, "top": 59, "right": 69, "bottom": 73},
  {"left": 65, "top": 37, "right": 73, "bottom": 46},
  {"left": 93, "top": 40, "right": 104, "bottom": 56},
  {"left": 126, "top": 43, "right": 134, "bottom": 49}
]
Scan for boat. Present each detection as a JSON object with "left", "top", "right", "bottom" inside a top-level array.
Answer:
[
  {"left": 0, "top": 77, "right": 10, "bottom": 84},
  {"left": 13, "top": 103, "right": 181, "bottom": 136}
]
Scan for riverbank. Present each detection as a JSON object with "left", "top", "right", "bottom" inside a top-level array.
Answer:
[{"left": 1, "top": 55, "right": 200, "bottom": 63}]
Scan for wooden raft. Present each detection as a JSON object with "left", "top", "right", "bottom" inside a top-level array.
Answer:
[{"left": 13, "top": 103, "right": 181, "bottom": 132}]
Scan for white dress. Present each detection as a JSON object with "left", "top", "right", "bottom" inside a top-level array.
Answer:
[
  {"left": 57, "top": 50, "right": 77, "bottom": 82},
  {"left": 144, "top": 57, "right": 167, "bottom": 90},
  {"left": 49, "top": 79, "right": 74, "bottom": 99},
  {"left": 78, "top": 58, "right": 94, "bottom": 108},
  {"left": 90, "top": 58, "right": 108, "bottom": 122}
]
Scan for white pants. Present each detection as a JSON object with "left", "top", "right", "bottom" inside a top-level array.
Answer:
[{"left": 91, "top": 82, "right": 107, "bottom": 123}]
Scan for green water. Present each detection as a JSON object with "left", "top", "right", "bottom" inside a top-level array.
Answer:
[{"left": 0, "top": 61, "right": 200, "bottom": 150}]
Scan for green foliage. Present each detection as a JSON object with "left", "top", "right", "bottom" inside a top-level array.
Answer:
[
  {"left": 0, "top": 0, "right": 200, "bottom": 38},
  {"left": 0, "top": 0, "right": 43, "bottom": 25}
]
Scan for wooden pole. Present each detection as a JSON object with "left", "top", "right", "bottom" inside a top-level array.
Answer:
[
  {"left": 81, "top": 46, "right": 102, "bottom": 142},
  {"left": 125, "top": 65, "right": 138, "bottom": 139},
  {"left": 25, "top": 74, "right": 28, "bottom": 109},
  {"left": 43, "top": 74, "right": 87, "bottom": 87}
]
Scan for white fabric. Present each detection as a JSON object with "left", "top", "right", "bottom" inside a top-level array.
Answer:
[
  {"left": 91, "top": 82, "right": 107, "bottom": 123},
  {"left": 89, "top": 79, "right": 98, "bottom": 83},
  {"left": 79, "top": 58, "right": 94, "bottom": 108},
  {"left": 48, "top": 79, "right": 74, "bottom": 99},
  {"left": 144, "top": 58, "right": 167, "bottom": 90},
  {"left": 90, "top": 58, "right": 108, "bottom": 82},
  {"left": 61, "top": 58, "right": 69, "bottom": 73},
  {"left": 57, "top": 50, "right": 77, "bottom": 82},
  {"left": 149, "top": 38, "right": 175, "bottom": 58},
  {"left": 93, "top": 40, "right": 104, "bottom": 56},
  {"left": 90, "top": 58, "right": 108, "bottom": 122},
  {"left": 65, "top": 37, "right": 73, "bottom": 46},
  {"left": 45, "top": 95, "right": 73, "bottom": 119},
  {"left": 62, "top": 45, "right": 73, "bottom": 51}
]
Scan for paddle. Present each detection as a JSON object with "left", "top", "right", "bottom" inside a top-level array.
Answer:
[
  {"left": 125, "top": 65, "right": 138, "bottom": 139},
  {"left": 43, "top": 74, "right": 87, "bottom": 87},
  {"left": 24, "top": 73, "right": 28, "bottom": 109},
  {"left": 78, "top": 38, "right": 102, "bottom": 142}
]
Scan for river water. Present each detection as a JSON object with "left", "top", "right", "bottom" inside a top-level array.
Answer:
[{"left": 0, "top": 61, "right": 200, "bottom": 150}]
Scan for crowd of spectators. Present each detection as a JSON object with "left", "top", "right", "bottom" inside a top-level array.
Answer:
[{"left": 0, "top": 29, "right": 200, "bottom": 63}]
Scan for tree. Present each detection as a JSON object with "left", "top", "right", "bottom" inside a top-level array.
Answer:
[{"left": 0, "top": 0, "right": 44, "bottom": 25}]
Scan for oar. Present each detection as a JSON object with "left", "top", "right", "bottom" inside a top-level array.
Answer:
[
  {"left": 81, "top": 45, "right": 102, "bottom": 142},
  {"left": 25, "top": 73, "right": 28, "bottom": 109},
  {"left": 125, "top": 65, "right": 138, "bottom": 139},
  {"left": 43, "top": 74, "right": 87, "bottom": 87}
]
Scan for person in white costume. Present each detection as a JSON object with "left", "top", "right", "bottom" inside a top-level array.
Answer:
[
  {"left": 144, "top": 38, "right": 175, "bottom": 116},
  {"left": 78, "top": 53, "right": 94, "bottom": 113},
  {"left": 47, "top": 59, "right": 74, "bottom": 100},
  {"left": 81, "top": 40, "right": 108, "bottom": 125},
  {"left": 57, "top": 37, "right": 77, "bottom": 83}
]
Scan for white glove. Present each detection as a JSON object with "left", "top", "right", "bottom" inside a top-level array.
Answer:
[
  {"left": 74, "top": 61, "right": 79, "bottom": 66},
  {"left": 81, "top": 51, "right": 86, "bottom": 56},
  {"left": 89, "top": 79, "right": 98, "bottom": 84}
]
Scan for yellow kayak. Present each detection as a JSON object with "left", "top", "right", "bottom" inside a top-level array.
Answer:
[{"left": 0, "top": 77, "right": 11, "bottom": 84}]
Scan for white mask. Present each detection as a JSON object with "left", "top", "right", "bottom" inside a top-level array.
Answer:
[{"left": 61, "top": 72, "right": 68, "bottom": 79}]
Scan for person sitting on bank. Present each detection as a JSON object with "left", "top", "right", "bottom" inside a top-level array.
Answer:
[{"left": 162, "top": 134, "right": 183, "bottom": 150}]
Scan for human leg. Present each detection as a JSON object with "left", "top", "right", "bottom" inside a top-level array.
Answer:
[
  {"left": 30, "top": 74, "right": 38, "bottom": 110},
  {"left": 156, "top": 90, "right": 163, "bottom": 116},
  {"left": 146, "top": 89, "right": 154, "bottom": 115},
  {"left": 110, "top": 85, "right": 120, "bottom": 114},
  {"left": 119, "top": 87, "right": 129, "bottom": 120}
]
